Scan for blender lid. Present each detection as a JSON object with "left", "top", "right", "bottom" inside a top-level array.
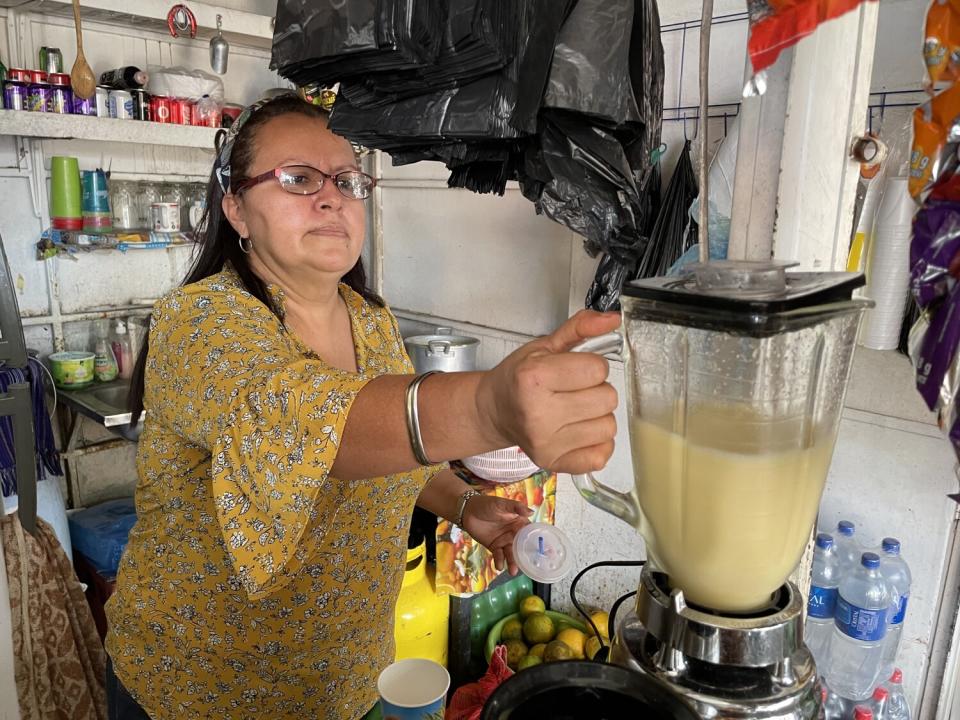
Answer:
[
  {"left": 623, "top": 260, "right": 866, "bottom": 313},
  {"left": 513, "top": 523, "right": 574, "bottom": 584}
]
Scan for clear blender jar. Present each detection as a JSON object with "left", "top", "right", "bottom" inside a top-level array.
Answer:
[{"left": 575, "top": 262, "right": 871, "bottom": 614}]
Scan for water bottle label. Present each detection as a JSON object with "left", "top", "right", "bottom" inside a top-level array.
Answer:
[
  {"left": 835, "top": 596, "right": 888, "bottom": 641},
  {"left": 892, "top": 594, "right": 909, "bottom": 625},
  {"left": 808, "top": 585, "right": 838, "bottom": 618}
]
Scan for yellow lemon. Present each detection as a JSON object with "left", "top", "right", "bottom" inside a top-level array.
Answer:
[
  {"left": 519, "top": 595, "right": 546, "bottom": 619},
  {"left": 528, "top": 643, "right": 547, "bottom": 659},
  {"left": 543, "top": 640, "right": 574, "bottom": 662},
  {"left": 588, "top": 611, "right": 610, "bottom": 640},
  {"left": 504, "top": 639, "right": 528, "bottom": 670},
  {"left": 523, "top": 612, "right": 556, "bottom": 645},
  {"left": 555, "top": 628, "right": 587, "bottom": 659},
  {"left": 501, "top": 618, "right": 524, "bottom": 642},
  {"left": 517, "top": 654, "right": 543, "bottom": 670},
  {"left": 585, "top": 635, "right": 603, "bottom": 661}
]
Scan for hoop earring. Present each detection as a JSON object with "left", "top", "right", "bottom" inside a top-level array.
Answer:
[{"left": 238, "top": 236, "right": 252, "bottom": 254}]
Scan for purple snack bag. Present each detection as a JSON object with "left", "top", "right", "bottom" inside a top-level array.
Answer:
[{"left": 912, "top": 200, "right": 960, "bottom": 308}]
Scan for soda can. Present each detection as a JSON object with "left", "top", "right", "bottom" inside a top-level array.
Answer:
[
  {"left": 72, "top": 94, "right": 96, "bottom": 116},
  {"left": 39, "top": 47, "right": 63, "bottom": 75},
  {"left": 26, "top": 82, "right": 49, "bottom": 112},
  {"left": 109, "top": 89, "right": 133, "bottom": 120},
  {"left": 151, "top": 95, "right": 173, "bottom": 123},
  {"left": 49, "top": 85, "right": 73, "bottom": 114},
  {"left": 3, "top": 81, "right": 27, "bottom": 111},
  {"left": 95, "top": 86, "right": 110, "bottom": 117},
  {"left": 6, "top": 68, "right": 30, "bottom": 83},
  {"left": 174, "top": 98, "right": 193, "bottom": 125},
  {"left": 132, "top": 89, "right": 151, "bottom": 121}
]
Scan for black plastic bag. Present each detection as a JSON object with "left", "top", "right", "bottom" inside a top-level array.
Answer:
[{"left": 636, "top": 141, "right": 698, "bottom": 279}]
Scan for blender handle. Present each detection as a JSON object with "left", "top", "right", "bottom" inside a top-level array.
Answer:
[{"left": 569, "top": 332, "right": 641, "bottom": 530}]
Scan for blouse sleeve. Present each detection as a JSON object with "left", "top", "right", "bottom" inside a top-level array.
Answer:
[{"left": 145, "top": 286, "right": 372, "bottom": 599}]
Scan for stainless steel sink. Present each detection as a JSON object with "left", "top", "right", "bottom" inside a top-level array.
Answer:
[{"left": 58, "top": 379, "right": 144, "bottom": 441}]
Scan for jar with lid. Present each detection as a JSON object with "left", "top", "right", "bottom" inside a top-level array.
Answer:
[
  {"left": 137, "top": 181, "right": 161, "bottom": 229},
  {"left": 46, "top": 73, "right": 73, "bottom": 114},
  {"left": 3, "top": 68, "right": 29, "bottom": 111},
  {"left": 26, "top": 70, "right": 49, "bottom": 112},
  {"left": 110, "top": 180, "right": 138, "bottom": 231}
]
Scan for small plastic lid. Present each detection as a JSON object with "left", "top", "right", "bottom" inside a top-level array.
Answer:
[
  {"left": 861, "top": 552, "right": 880, "bottom": 569},
  {"left": 513, "top": 523, "right": 574, "bottom": 584},
  {"left": 882, "top": 537, "right": 901, "bottom": 554},
  {"left": 838, "top": 520, "right": 855, "bottom": 536},
  {"left": 854, "top": 706, "right": 873, "bottom": 720},
  {"left": 816, "top": 533, "right": 834, "bottom": 550},
  {"left": 872, "top": 687, "right": 889, "bottom": 701},
  {"left": 890, "top": 668, "right": 903, "bottom": 683}
]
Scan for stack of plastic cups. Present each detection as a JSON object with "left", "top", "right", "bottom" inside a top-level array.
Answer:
[
  {"left": 49, "top": 156, "right": 82, "bottom": 230},
  {"left": 860, "top": 177, "right": 915, "bottom": 350},
  {"left": 848, "top": 176, "right": 886, "bottom": 274},
  {"left": 81, "top": 169, "right": 113, "bottom": 232}
]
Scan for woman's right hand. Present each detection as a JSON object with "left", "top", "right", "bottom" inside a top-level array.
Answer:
[{"left": 476, "top": 310, "right": 621, "bottom": 475}]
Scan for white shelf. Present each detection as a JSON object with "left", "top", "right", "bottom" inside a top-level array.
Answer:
[
  {"left": 0, "top": 0, "right": 274, "bottom": 50},
  {"left": 0, "top": 111, "right": 220, "bottom": 150}
]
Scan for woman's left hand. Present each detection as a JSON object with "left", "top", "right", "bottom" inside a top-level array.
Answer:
[{"left": 461, "top": 496, "right": 532, "bottom": 576}]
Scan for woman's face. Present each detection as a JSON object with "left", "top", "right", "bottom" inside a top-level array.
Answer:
[{"left": 224, "top": 113, "right": 366, "bottom": 285}]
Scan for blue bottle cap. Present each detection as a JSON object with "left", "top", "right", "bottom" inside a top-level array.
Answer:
[
  {"left": 837, "top": 520, "right": 855, "bottom": 536},
  {"left": 861, "top": 552, "right": 880, "bottom": 569},
  {"left": 882, "top": 537, "right": 901, "bottom": 554},
  {"left": 815, "top": 533, "right": 834, "bottom": 550}
]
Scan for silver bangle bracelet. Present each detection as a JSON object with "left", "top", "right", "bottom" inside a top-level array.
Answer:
[{"left": 405, "top": 371, "right": 440, "bottom": 466}]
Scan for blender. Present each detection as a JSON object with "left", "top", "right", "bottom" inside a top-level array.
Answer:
[{"left": 573, "top": 261, "right": 871, "bottom": 719}]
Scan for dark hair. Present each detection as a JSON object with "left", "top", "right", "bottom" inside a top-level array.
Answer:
[{"left": 129, "top": 94, "right": 383, "bottom": 424}]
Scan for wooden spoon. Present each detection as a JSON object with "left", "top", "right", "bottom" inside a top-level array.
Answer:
[{"left": 69, "top": 0, "right": 96, "bottom": 99}]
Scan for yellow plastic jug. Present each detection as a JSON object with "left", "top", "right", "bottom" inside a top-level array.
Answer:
[{"left": 394, "top": 541, "right": 449, "bottom": 666}]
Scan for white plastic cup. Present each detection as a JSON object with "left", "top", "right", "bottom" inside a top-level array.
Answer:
[{"left": 377, "top": 658, "right": 449, "bottom": 719}]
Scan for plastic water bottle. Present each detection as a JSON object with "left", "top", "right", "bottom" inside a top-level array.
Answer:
[
  {"left": 878, "top": 538, "right": 911, "bottom": 675},
  {"left": 854, "top": 705, "right": 874, "bottom": 720},
  {"left": 823, "top": 684, "right": 853, "bottom": 720},
  {"left": 883, "top": 668, "right": 911, "bottom": 720},
  {"left": 807, "top": 532, "right": 841, "bottom": 666},
  {"left": 870, "top": 686, "right": 889, "bottom": 720},
  {"left": 835, "top": 520, "right": 861, "bottom": 572},
  {"left": 822, "top": 552, "right": 892, "bottom": 700}
]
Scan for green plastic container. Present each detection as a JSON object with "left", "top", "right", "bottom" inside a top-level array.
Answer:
[{"left": 49, "top": 351, "right": 95, "bottom": 389}]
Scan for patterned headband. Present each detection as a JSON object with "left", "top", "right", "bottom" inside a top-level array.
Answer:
[{"left": 213, "top": 96, "right": 275, "bottom": 194}]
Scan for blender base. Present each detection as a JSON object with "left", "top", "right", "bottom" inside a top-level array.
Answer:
[{"left": 608, "top": 569, "right": 823, "bottom": 719}]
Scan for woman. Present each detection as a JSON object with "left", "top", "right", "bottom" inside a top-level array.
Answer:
[{"left": 105, "top": 94, "right": 618, "bottom": 720}]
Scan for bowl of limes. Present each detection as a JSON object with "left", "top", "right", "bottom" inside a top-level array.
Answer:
[{"left": 485, "top": 595, "right": 607, "bottom": 672}]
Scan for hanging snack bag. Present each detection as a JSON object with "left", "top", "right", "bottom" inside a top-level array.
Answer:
[
  {"left": 910, "top": 82, "right": 960, "bottom": 201},
  {"left": 925, "top": 0, "right": 960, "bottom": 86}
]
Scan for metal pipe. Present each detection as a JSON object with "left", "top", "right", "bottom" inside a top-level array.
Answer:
[{"left": 698, "top": 0, "right": 714, "bottom": 264}]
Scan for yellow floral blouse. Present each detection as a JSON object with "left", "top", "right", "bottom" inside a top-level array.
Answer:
[{"left": 105, "top": 266, "right": 443, "bottom": 720}]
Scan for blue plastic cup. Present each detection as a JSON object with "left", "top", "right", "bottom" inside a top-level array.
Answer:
[{"left": 377, "top": 658, "right": 449, "bottom": 720}]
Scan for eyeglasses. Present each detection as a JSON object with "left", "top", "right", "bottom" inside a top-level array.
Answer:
[{"left": 232, "top": 165, "right": 377, "bottom": 200}]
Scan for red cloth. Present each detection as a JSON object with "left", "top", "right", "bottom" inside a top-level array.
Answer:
[{"left": 445, "top": 645, "right": 514, "bottom": 720}]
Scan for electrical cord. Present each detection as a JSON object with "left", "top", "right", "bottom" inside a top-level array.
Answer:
[{"left": 569, "top": 559, "right": 646, "bottom": 652}]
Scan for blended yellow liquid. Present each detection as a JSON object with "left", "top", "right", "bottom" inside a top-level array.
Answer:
[{"left": 630, "top": 408, "right": 835, "bottom": 613}]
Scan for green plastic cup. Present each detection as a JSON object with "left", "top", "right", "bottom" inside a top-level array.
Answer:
[{"left": 50, "top": 156, "right": 82, "bottom": 230}]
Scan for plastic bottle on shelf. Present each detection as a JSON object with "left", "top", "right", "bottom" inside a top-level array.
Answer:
[
  {"left": 807, "top": 532, "right": 841, "bottom": 666},
  {"left": 93, "top": 319, "right": 118, "bottom": 382},
  {"left": 834, "top": 520, "right": 861, "bottom": 572},
  {"left": 877, "top": 538, "right": 911, "bottom": 676},
  {"left": 112, "top": 318, "right": 133, "bottom": 380},
  {"left": 99, "top": 66, "right": 148, "bottom": 90},
  {"left": 854, "top": 705, "right": 874, "bottom": 720},
  {"left": 822, "top": 552, "right": 892, "bottom": 700},
  {"left": 883, "top": 669, "right": 911, "bottom": 720},
  {"left": 870, "top": 686, "right": 890, "bottom": 720},
  {"left": 194, "top": 94, "right": 222, "bottom": 128}
]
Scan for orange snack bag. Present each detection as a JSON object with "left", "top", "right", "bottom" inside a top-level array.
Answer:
[
  {"left": 911, "top": 82, "right": 960, "bottom": 200},
  {"left": 925, "top": 0, "right": 960, "bottom": 86}
]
